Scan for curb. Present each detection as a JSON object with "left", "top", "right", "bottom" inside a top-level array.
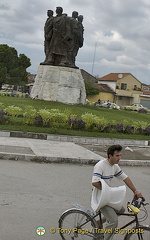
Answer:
[
  {"left": 0, "top": 152, "right": 99, "bottom": 165},
  {"left": 119, "top": 160, "right": 150, "bottom": 166},
  {"left": 0, "top": 130, "right": 149, "bottom": 146},
  {"left": 0, "top": 152, "right": 149, "bottom": 166},
  {"left": 0, "top": 130, "right": 149, "bottom": 166}
]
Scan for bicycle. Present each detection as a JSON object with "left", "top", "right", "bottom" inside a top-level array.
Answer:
[{"left": 58, "top": 197, "right": 150, "bottom": 240}]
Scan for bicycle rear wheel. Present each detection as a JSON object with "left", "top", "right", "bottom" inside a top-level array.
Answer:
[
  {"left": 58, "top": 208, "right": 98, "bottom": 240},
  {"left": 124, "top": 226, "right": 150, "bottom": 240}
]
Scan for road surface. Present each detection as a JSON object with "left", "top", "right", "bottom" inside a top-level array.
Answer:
[{"left": 0, "top": 160, "right": 149, "bottom": 240}]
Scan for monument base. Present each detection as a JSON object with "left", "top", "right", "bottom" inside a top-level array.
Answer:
[{"left": 30, "top": 65, "right": 86, "bottom": 104}]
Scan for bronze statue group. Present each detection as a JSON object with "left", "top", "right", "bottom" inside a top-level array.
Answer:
[{"left": 41, "top": 7, "right": 84, "bottom": 68}]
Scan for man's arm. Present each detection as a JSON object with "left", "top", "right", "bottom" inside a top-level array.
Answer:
[
  {"left": 123, "top": 177, "right": 142, "bottom": 198},
  {"left": 92, "top": 181, "right": 102, "bottom": 190}
]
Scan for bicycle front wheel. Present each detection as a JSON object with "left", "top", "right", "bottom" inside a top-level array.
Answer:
[
  {"left": 124, "top": 226, "right": 150, "bottom": 240},
  {"left": 59, "top": 208, "right": 98, "bottom": 240}
]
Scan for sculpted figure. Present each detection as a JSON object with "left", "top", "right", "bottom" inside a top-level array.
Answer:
[
  {"left": 46, "top": 7, "right": 70, "bottom": 66},
  {"left": 77, "top": 15, "right": 84, "bottom": 48},
  {"left": 67, "top": 11, "right": 79, "bottom": 68},
  {"left": 43, "top": 10, "right": 53, "bottom": 62}
]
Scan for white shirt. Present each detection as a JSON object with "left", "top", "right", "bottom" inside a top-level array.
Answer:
[{"left": 92, "top": 159, "right": 128, "bottom": 186}]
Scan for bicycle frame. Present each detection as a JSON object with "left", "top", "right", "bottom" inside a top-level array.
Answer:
[
  {"left": 89, "top": 210, "right": 141, "bottom": 230},
  {"left": 117, "top": 212, "right": 140, "bottom": 230}
]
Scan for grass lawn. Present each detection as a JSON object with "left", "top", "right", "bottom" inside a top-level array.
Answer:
[{"left": 0, "top": 96, "right": 150, "bottom": 140}]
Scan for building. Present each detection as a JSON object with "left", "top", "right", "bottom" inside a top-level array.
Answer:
[
  {"left": 81, "top": 69, "right": 115, "bottom": 102},
  {"left": 87, "top": 83, "right": 115, "bottom": 103},
  {"left": 141, "top": 83, "right": 150, "bottom": 91},
  {"left": 81, "top": 69, "right": 97, "bottom": 83},
  {"left": 27, "top": 73, "right": 36, "bottom": 83},
  {"left": 26, "top": 72, "right": 36, "bottom": 93},
  {"left": 98, "top": 73, "right": 143, "bottom": 107},
  {"left": 140, "top": 83, "right": 150, "bottom": 108}
]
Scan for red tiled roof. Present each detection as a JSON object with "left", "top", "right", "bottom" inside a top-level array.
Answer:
[
  {"left": 94, "top": 83, "right": 115, "bottom": 93},
  {"left": 142, "top": 90, "right": 150, "bottom": 95},
  {"left": 98, "top": 73, "right": 130, "bottom": 81}
]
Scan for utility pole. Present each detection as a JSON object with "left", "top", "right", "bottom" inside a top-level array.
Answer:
[{"left": 91, "top": 42, "right": 97, "bottom": 75}]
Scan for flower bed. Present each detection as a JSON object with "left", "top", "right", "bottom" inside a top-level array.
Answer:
[{"left": 1, "top": 103, "right": 150, "bottom": 136}]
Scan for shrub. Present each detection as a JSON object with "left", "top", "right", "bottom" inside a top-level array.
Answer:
[
  {"left": 122, "top": 120, "right": 129, "bottom": 131},
  {"left": 38, "top": 109, "right": 51, "bottom": 126},
  {"left": 124, "top": 125, "right": 134, "bottom": 134},
  {"left": 68, "top": 116, "right": 85, "bottom": 130},
  {"left": 63, "top": 108, "right": 73, "bottom": 118},
  {"left": 138, "top": 108, "right": 147, "bottom": 114},
  {"left": 37, "top": 108, "right": 69, "bottom": 128},
  {"left": 115, "top": 123, "right": 124, "bottom": 133},
  {"left": 136, "top": 126, "right": 143, "bottom": 134},
  {"left": 81, "top": 113, "right": 98, "bottom": 131},
  {"left": 35, "top": 115, "right": 44, "bottom": 127},
  {"left": 0, "top": 102, "right": 4, "bottom": 109},
  {"left": 50, "top": 112, "right": 68, "bottom": 124},
  {"left": 132, "top": 121, "right": 148, "bottom": 134},
  {"left": 144, "top": 125, "right": 150, "bottom": 135},
  {"left": 5, "top": 105, "right": 23, "bottom": 117},
  {"left": 85, "top": 82, "right": 100, "bottom": 95},
  {"left": 139, "top": 121, "right": 148, "bottom": 130},
  {"left": 23, "top": 106, "right": 37, "bottom": 125},
  {"left": 0, "top": 110, "right": 8, "bottom": 124},
  {"left": 49, "top": 109, "right": 68, "bottom": 127},
  {"left": 102, "top": 124, "right": 115, "bottom": 133},
  {"left": 96, "top": 117, "right": 107, "bottom": 131}
]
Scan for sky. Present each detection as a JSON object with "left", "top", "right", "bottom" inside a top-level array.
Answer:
[{"left": 1, "top": 0, "right": 150, "bottom": 84}]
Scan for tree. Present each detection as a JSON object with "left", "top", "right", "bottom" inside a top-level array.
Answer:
[
  {"left": 0, "top": 44, "right": 31, "bottom": 89},
  {"left": 85, "top": 82, "right": 100, "bottom": 96},
  {"left": 94, "top": 75, "right": 99, "bottom": 83},
  {"left": 0, "top": 66, "right": 7, "bottom": 88}
]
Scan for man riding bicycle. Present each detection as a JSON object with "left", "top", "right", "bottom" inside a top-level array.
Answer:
[{"left": 92, "top": 144, "right": 143, "bottom": 240}]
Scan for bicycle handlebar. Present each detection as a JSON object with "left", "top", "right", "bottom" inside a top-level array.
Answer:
[{"left": 131, "top": 196, "right": 149, "bottom": 208}]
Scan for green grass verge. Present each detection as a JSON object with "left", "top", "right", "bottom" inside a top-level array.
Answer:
[{"left": 0, "top": 96, "right": 150, "bottom": 140}]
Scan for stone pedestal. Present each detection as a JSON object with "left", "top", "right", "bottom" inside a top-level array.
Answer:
[{"left": 30, "top": 65, "right": 86, "bottom": 104}]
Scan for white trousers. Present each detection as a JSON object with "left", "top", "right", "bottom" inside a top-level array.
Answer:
[{"left": 100, "top": 205, "right": 125, "bottom": 240}]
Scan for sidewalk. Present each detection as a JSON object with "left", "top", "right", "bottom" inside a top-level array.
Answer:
[{"left": 0, "top": 131, "right": 149, "bottom": 166}]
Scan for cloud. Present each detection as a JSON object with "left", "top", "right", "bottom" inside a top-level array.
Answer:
[{"left": 0, "top": 0, "right": 150, "bottom": 83}]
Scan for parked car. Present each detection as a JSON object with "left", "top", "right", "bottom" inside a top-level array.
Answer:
[
  {"left": 131, "top": 103, "right": 144, "bottom": 108},
  {"left": 123, "top": 103, "right": 148, "bottom": 111},
  {"left": 95, "top": 101, "right": 120, "bottom": 110}
]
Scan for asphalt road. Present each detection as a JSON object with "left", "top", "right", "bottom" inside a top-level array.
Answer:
[{"left": 0, "top": 160, "right": 149, "bottom": 240}]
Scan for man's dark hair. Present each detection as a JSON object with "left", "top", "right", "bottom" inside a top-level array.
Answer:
[{"left": 107, "top": 145, "right": 122, "bottom": 158}]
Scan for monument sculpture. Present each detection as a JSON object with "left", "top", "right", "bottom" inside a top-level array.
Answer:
[
  {"left": 30, "top": 7, "right": 86, "bottom": 104},
  {"left": 41, "top": 7, "right": 84, "bottom": 68}
]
